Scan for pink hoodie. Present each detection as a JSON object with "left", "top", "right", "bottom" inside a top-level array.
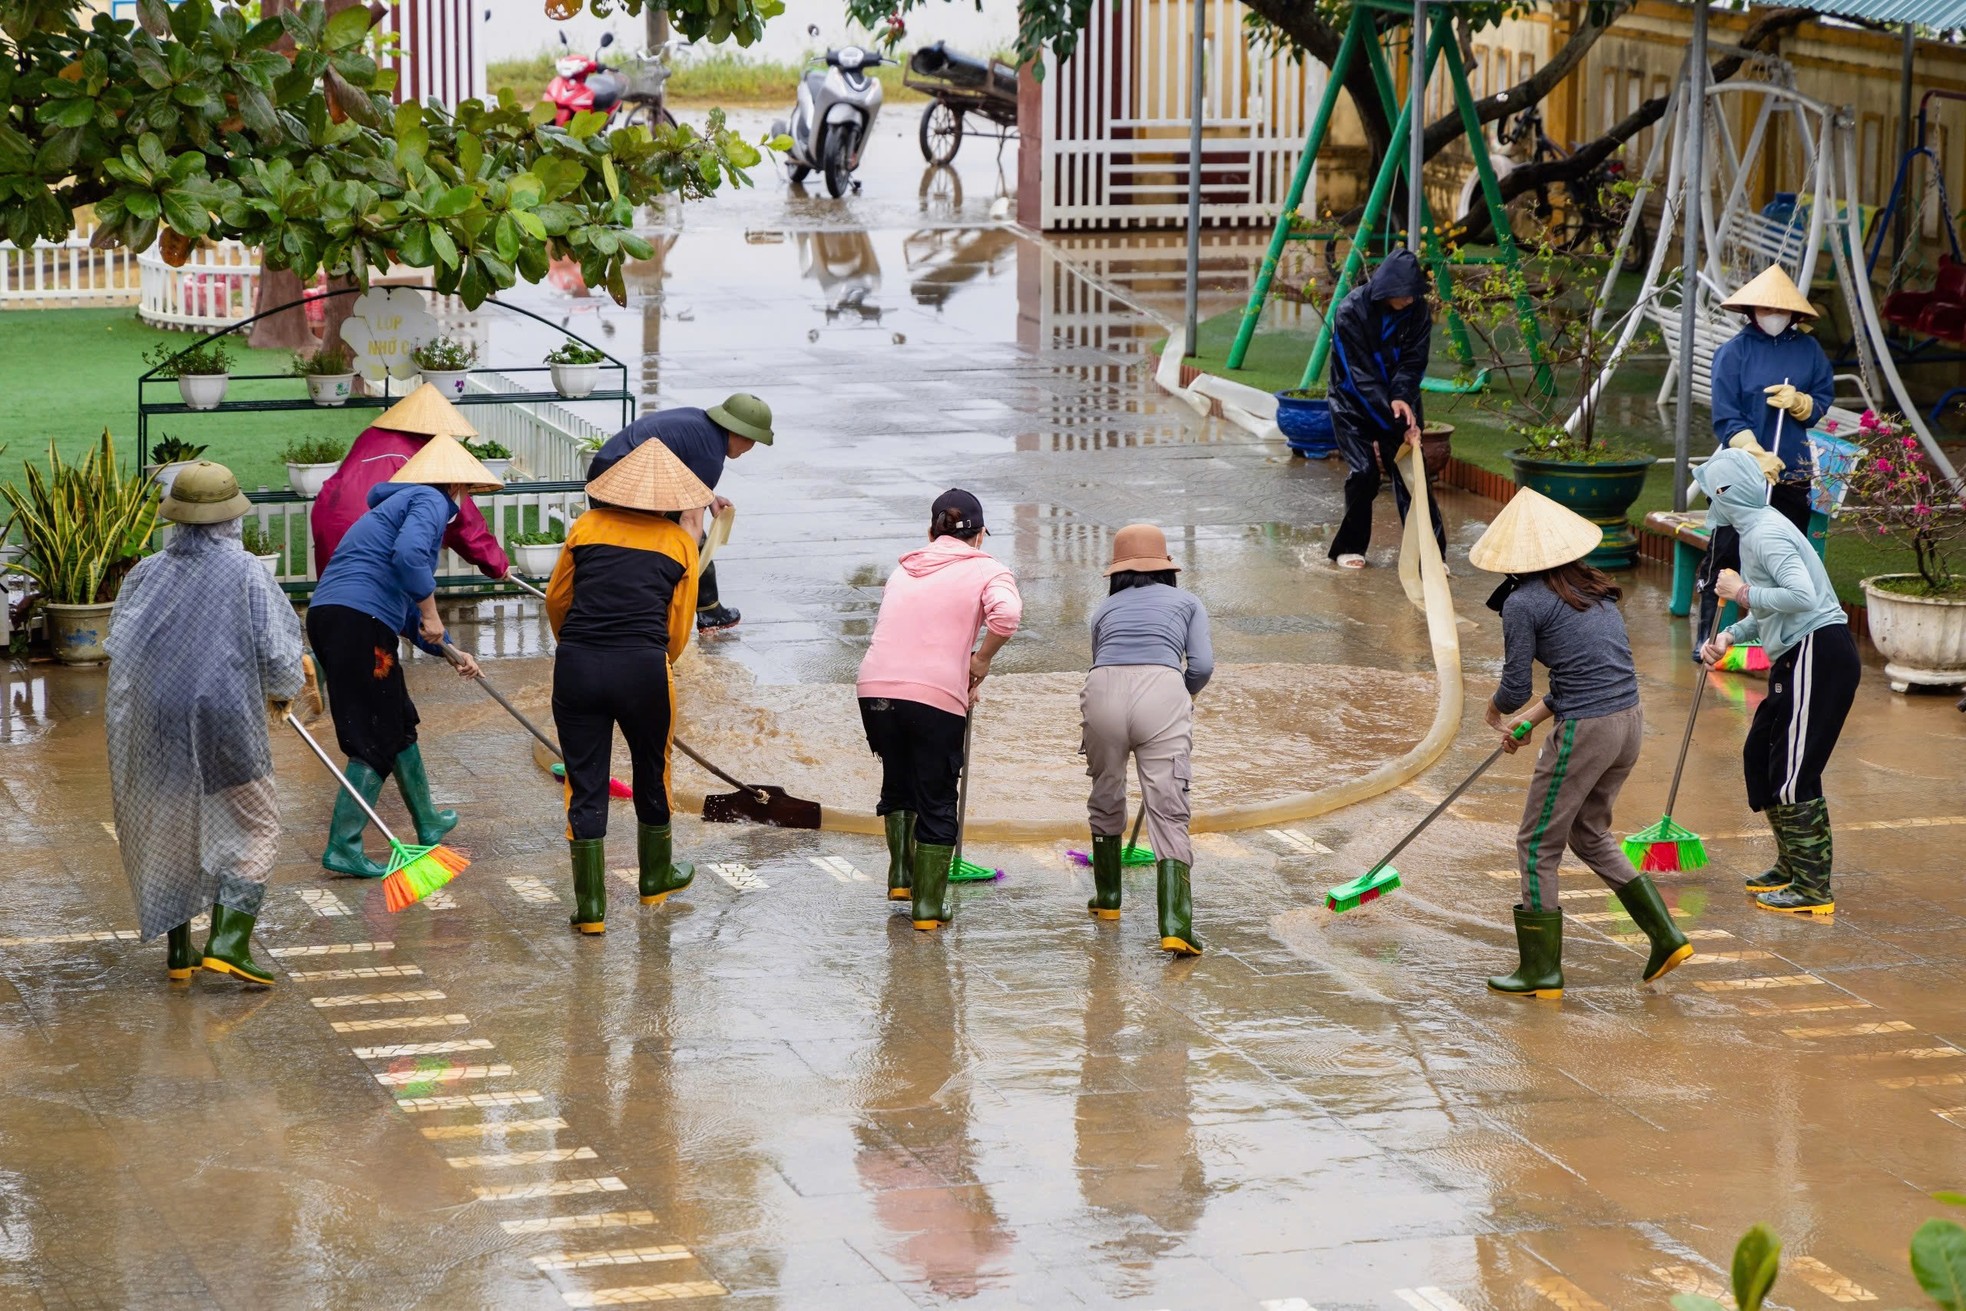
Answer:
[{"left": 857, "top": 537, "right": 1022, "bottom": 717}]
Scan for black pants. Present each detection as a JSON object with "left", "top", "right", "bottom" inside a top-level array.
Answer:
[
  {"left": 553, "top": 643, "right": 673, "bottom": 840},
  {"left": 307, "top": 604, "right": 417, "bottom": 775},
  {"left": 698, "top": 558, "right": 721, "bottom": 611},
  {"left": 1695, "top": 481, "right": 1813, "bottom": 647},
  {"left": 1329, "top": 424, "right": 1445, "bottom": 559},
  {"left": 859, "top": 696, "right": 966, "bottom": 846},
  {"left": 1744, "top": 624, "right": 1859, "bottom": 812}
]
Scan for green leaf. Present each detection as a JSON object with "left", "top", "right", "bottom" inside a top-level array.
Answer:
[
  {"left": 136, "top": 0, "right": 173, "bottom": 37},
  {"left": 159, "top": 187, "right": 211, "bottom": 238},
  {"left": 1913, "top": 1219, "right": 1966, "bottom": 1311},
  {"left": 429, "top": 185, "right": 476, "bottom": 219},
  {"left": 1731, "top": 1225, "right": 1781, "bottom": 1311},
  {"left": 43, "top": 99, "right": 96, "bottom": 129},
  {"left": 123, "top": 192, "right": 162, "bottom": 222},
  {"left": 393, "top": 101, "right": 421, "bottom": 140},
  {"left": 1936, "top": 1193, "right": 1966, "bottom": 1209},
  {"left": 427, "top": 222, "right": 458, "bottom": 268},
  {"left": 600, "top": 155, "right": 619, "bottom": 201},
  {"left": 323, "top": 5, "right": 374, "bottom": 52},
  {"left": 238, "top": 87, "right": 279, "bottom": 135},
  {"left": 510, "top": 209, "right": 547, "bottom": 241},
  {"left": 457, "top": 131, "right": 483, "bottom": 180},
  {"left": 494, "top": 214, "right": 520, "bottom": 263},
  {"left": 569, "top": 110, "right": 608, "bottom": 140}
]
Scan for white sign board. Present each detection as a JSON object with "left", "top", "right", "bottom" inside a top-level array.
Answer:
[{"left": 339, "top": 287, "right": 440, "bottom": 383}]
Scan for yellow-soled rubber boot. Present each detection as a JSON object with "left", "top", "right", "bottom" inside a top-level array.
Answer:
[
  {"left": 1756, "top": 798, "right": 1836, "bottom": 915},
  {"left": 570, "top": 838, "right": 606, "bottom": 935},
  {"left": 638, "top": 823, "right": 694, "bottom": 906},
  {"left": 884, "top": 810, "right": 915, "bottom": 902},
  {"left": 166, "top": 922, "right": 198, "bottom": 981},
  {"left": 1486, "top": 906, "right": 1563, "bottom": 999},
  {"left": 201, "top": 905, "right": 274, "bottom": 987},
  {"left": 910, "top": 842, "right": 955, "bottom": 931},
  {"left": 1087, "top": 834, "right": 1123, "bottom": 920},
  {"left": 1155, "top": 858, "right": 1201, "bottom": 955},
  {"left": 1614, "top": 874, "right": 1693, "bottom": 982}
]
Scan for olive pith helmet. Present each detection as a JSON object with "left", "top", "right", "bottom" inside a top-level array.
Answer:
[
  {"left": 1468, "top": 487, "right": 1603, "bottom": 575},
  {"left": 388, "top": 433, "right": 504, "bottom": 496},
  {"left": 160, "top": 460, "right": 251, "bottom": 525},
  {"left": 375, "top": 382, "right": 480, "bottom": 439},
  {"left": 1719, "top": 265, "right": 1819, "bottom": 320},
  {"left": 707, "top": 393, "right": 774, "bottom": 445}
]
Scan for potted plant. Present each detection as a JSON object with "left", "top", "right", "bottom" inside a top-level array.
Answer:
[
  {"left": 241, "top": 518, "right": 282, "bottom": 580},
  {"left": 143, "top": 436, "right": 208, "bottom": 496},
  {"left": 145, "top": 339, "right": 235, "bottom": 411},
  {"left": 0, "top": 430, "right": 159, "bottom": 665},
  {"left": 545, "top": 341, "right": 607, "bottom": 399},
  {"left": 1274, "top": 385, "right": 1337, "bottom": 459},
  {"left": 509, "top": 526, "right": 565, "bottom": 578},
  {"left": 465, "top": 439, "right": 513, "bottom": 482},
  {"left": 282, "top": 435, "right": 348, "bottom": 499},
  {"left": 1840, "top": 411, "right": 1966, "bottom": 692},
  {"left": 411, "top": 336, "right": 478, "bottom": 397},
  {"left": 294, "top": 342, "right": 357, "bottom": 406}
]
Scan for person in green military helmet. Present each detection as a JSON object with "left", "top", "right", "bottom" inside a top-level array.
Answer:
[{"left": 106, "top": 461, "right": 305, "bottom": 987}]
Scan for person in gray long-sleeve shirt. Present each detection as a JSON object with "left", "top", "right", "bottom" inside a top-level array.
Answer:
[{"left": 1091, "top": 584, "right": 1214, "bottom": 695}]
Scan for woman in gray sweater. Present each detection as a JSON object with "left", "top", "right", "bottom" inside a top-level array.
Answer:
[
  {"left": 1080, "top": 523, "right": 1213, "bottom": 955},
  {"left": 1471, "top": 490, "right": 1692, "bottom": 999}
]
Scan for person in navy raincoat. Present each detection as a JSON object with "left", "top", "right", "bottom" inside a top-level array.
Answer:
[{"left": 1325, "top": 248, "right": 1445, "bottom": 568}]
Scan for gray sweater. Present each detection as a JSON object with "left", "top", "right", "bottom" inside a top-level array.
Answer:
[
  {"left": 1090, "top": 585, "right": 1214, "bottom": 695},
  {"left": 1493, "top": 577, "right": 1639, "bottom": 720}
]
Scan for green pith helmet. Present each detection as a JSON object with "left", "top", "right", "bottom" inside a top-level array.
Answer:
[
  {"left": 160, "top": 460, "right": 250, "bottom": 525},
  {"left": 707, "top": 393, "right": 774, "bottom": 446}
]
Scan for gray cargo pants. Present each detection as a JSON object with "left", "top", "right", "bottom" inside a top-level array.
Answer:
[
  {"left": 1517, "top": 703, "right": 1645, "bottom": 912},
  {"left": 1081, "top": 664, "right": 1194, "bottom": 866}
]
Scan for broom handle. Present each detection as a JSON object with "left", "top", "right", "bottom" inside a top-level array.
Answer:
[
  {"left": 509, "top": 575, "right": 550, "bottom": 602},
  {"left": 953, "top": 712, "right": 974, "bottom": 871},
  {"left": 1369, "top": 721, "right": 1531, "bottom": 872},
  {"left": 282, "top": 712, "right": 403, "bottom": 847},
  {"left": 1661, "top": 664, "right": 1712, "bottom": 819},
  {"left": 1127, "top": 805, "right": 1145, "bottom": 852},
  {"left": 444, "top": 643, "right": 564, "bottom": 760}
]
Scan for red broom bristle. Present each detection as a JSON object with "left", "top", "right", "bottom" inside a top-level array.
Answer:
[{"left": 1640, "top": 841, "right": 1681, "bottom": 873}]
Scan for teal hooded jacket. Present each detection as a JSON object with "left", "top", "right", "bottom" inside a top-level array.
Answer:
[{"left": 1692, "top": 447, "right": 1846, "bottom": 661}]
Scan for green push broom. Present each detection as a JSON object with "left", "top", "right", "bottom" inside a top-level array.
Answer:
[
  {"left": 1066, "top": 808, "right": 1154, "bottom": 868},
  {"left": 1622, "top": 665, "right": 1711, "bottom": 873},
  {"left": 1325, "top": 721, "right": 1531, "bottom": 913},
  {"left": 285, "top": 714, "right": 470, "bottom": 912}
]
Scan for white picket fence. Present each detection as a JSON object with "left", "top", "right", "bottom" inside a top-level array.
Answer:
[
  {"left": 138, "top": 240, "right": 263, "bottom": 331},
  {"left": 0, "top": 228, "right": 141, "bottom": 307}
]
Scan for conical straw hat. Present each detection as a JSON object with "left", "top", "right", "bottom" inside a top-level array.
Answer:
[
  {"left": 388, "top": 433, "right": 503, "bottom": 496},
  {"left": 375, "top": 382, "right": 480, "bottom": 438},
  {"left": 1718, "top": 264, "right": 1818, "bottom": 319},
  {"left": 585, "top": 436, "right": 714, "bottom": 513},
  {"left": 1468, "top": 487, "right": 1604, "bottom": 575}
]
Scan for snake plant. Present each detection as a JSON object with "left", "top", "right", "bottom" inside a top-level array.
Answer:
[{"left": 0, "top": 430, "right": 159, "bottom": 606}]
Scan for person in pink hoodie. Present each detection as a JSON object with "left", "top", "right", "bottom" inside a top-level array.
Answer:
[{"left": 857, "top": 489, "right": 1022, "bottom": 932}]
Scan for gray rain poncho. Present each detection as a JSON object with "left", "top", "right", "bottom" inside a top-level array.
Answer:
[{"left": 105, "top": 520, "right": 304, "bottom": 939}]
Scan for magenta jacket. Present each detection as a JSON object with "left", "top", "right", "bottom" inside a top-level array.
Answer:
[
  {"left": 857, "top": 537, "right": 1021, "bottom": 718},
  {"left": 310, "top": 427, "right": 508, "bottom": 579}
]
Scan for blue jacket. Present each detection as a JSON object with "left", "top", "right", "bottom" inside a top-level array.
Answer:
[
  {"left": 589, "top": 406, "right": 726, "bottom": 492},
  {"left": 1328, "top": 249, "right": 1430, "bottom": 456},
  {"left": 1708, "top": 321, "right": 1834, "bottom": 482},
  {"left": 1694, "top": 447, "right": 1846, "bottom": 661},
  {"left": 310, "top": 482, "right": 456, "bottom": 654}
]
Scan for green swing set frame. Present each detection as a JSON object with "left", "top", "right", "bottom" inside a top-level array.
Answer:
[{"left": 1226, "top": 0, "right": 1550, "bottom": 394}]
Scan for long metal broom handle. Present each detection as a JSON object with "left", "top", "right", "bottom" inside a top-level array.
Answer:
[
  {"left": 508, "top": 574, "right": 550, "bottom": 602},
  {"left": 283, "top": 712, "right": 403, "bottom": 847},
  {"left": 1661, "top": 664, "right": 1711, "bottom": 819},
  {"left": 1367, "top": 720, "right": 1532, "bottom": 873},
  {"left": 442, "top": 642, "right": 563, "bottom": 760}
]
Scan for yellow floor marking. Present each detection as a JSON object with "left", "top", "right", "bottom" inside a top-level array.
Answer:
[
  {"left": 1753, "top": 997, "right": 1874, "bottom": 1014},
  {"left": 399, "top": 1090, "right": 545, "bottom": 1112},
  {"left": 1680, "top": 951, "right": 1774, "bottom": 965},
  {"left": 1845, "top": 1047, "right": 1962, "bottom": 1063},
  {"left": 0, "top": 930, "right": 140, "bottom": 946},
  {"left": 422, "top": 889, "right": 459, "bottom": 910},
  {"left": 332, "top": 1013, "right": 471, "bottom": 1034},
  {"left": 295, "top": 888, "right": 351, "bottom": 917},
  {"left": 421, "top": 1118, "right": 570, "bottom": 1140},
  {"left": 807, "top": 856, "right": 870, "bottom": 883},
  {"left": 1694, "top": 975, "right": 1824, "bottom": 992},
  {"left": 506, "top": 877, "right": 561, "bottom": 904},
  {"left": 1269, "top": 828, "right": 1333, "bottom": 855},
  {"left": 1569, "top": 912, "right": 1632, "bottom": 923},
  {"left": 1787, "top": 1256, "right": 1878, "bottom": 1302},
  {"left": 500, "top": 1211, "right": 658, "bottom": 1236},
  {"left": 1936, "top": 1107, "right": 1966, "bottom": 1128},
  {"left": 708, "top": 862, "right": 768, "bottom": 891},
  {"left": 311, "top": 989, "right": 448, "bottom": 1008},
  {"left": 470, "top": 1177, "right": 628, "bottom": 1201},
  {"left": 448, "top": 1147, "right": 599, "bottom": 1168},
  {"left": 1785, "top": 1020, "right": 1915, "bottom": 1039},
  {"left": 1524, "top": 1274, "right": 1607, "bottom": 1310},
  {"left": 559, "top": 1283, "right": 727, "bottom": 1307},
  {"left": 532, "top": 1246, "right": 691, "bottom": 1272},
  {"left": 1652, "top": 1266, "right": 1731, "bottom": 1306},
  {"left": 287, "top": 964, "right": 425, "bottom": 982},
  {"left": 1879, "top": 1072, "right": 1966, "bottom": 1090},
  {"left": 351, "top": 1038, "right": 495, "bottom": 1060},
  {"left": 1611, "top": 929, "right": 1735, "bottom": 944},
  {"left": 373, "top": 1063, "right": 515, "bottom": 1087},
  {"left": 1486, "top": 870, "right": 1516, "bottom": 880},
  {"left": 268, "top": 942, "right": 394, "bottom": 958}
]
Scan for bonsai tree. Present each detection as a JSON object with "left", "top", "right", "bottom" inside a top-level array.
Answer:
[
  {"left": 0, "top": 430, "right": 160, "bottom": 606},
  {"left": 1838, "top": 410, "right": 1965, "bottom": 596}
]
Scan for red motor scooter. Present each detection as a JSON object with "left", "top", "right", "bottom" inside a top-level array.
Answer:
[{"left": 543, "top": 31, "right": 676, "bottom": 131}]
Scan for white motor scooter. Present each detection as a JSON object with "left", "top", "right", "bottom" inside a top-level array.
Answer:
[{"left": 773, "top": 46, "right": 888, "bottom": 198}]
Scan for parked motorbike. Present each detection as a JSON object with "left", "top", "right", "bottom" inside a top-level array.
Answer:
[
  {"left": 773, "top": 46, "right": 888, "bottom": 198},
  {"left": 543, "top": 31, "right": 677, "bottom": 132}
]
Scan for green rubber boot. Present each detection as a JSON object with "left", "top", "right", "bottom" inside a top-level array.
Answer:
[
  {"left": 1744, "top": 804, "right": 1795, "bottom": 893},
  {"left": 201, "top": 904, "right": 274, "bottom": 986},
  {"left": 911, "top": 841, "right": 955, "bottom": 931},
  {"left": 323, "top": 759, "right": 389, "bottom": 878},
  {"left": 1486, "top": 906, "right": 1564, "bottom": 998},
  {"left": 570, "top": 838, "right": 606, "bottom": 935},
  {"left": 1758, "top": 797, "right": 1836, "bottom": 915},
  {"left": 166, "top": 922, "right": 198, "bottom": 981},
  {"left": 1088, "top": 834, "right": 1123, "bottom": 920},
  {"left": 1156, "top": 858, "right": 1201, "bottom": 955},
  {"left": 393, "top": 743, "right": 458, "bottom": 845},
  {"left": 637, "top": 823, "right": 694, "bottom": 905},
  {"left": 1614, "top": 874, "right": 1694, "bottom": 982},
  {"left": 884, "top": 810, "right": 916, "bottom": 902}
]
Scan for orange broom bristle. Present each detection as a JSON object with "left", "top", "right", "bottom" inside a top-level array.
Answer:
[{"left": 381, "top": 843, "right": 471, "bottom": 912}]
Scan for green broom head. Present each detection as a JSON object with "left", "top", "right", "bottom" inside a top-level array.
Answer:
[
  {"left": 1326, "top": 863, "right": 1400, "bottom": 914},
  {"left": 1621, "top": 816, "right": 1707, "bottom": 873},
  {"left": 949, "top": 853, "right": 1004, "bottom": 883},
  {"left": 1120, "top": 845, "right": 1157, "bottom": 866},
  {"left": 382, "top": 841, "right": 471, "bottom": 912}
]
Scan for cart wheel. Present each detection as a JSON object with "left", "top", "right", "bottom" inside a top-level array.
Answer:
[{"left": 919, "top": 102, "right": 963, "bottom": 165}]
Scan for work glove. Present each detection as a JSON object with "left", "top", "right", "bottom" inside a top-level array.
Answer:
[
  {"left": 1764, "top": 383, "right": 1813, "bottom": 423},
  {"left": 1729, "top": 430, "right": 1785, "bottom": 484}
]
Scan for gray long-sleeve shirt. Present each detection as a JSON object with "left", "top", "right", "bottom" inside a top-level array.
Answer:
[
  {"left": 1492, "top": 577, "right": 1639, "bottom": 720},
  {"left": 1090, "top": 584, "right": 1214, "bottom": 695}
]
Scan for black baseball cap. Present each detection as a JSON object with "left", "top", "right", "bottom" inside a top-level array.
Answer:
[{"left": 932, "top": 487, "right": 988, "bottom": 537}]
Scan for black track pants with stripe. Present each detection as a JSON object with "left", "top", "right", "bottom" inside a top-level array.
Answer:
[{"left": 1743, "top": 624, "right": 1860, "bottom": 813}]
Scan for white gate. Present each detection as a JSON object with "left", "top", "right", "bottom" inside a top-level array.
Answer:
[{"left": 1037, "top": 0, "right": 1321, "bottom": 230}]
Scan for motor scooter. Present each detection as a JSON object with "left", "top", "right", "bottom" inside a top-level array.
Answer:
[
  {"left": 773, "top": 46, "right": 887, "bottom": 198},
  {"left": 543, "top": 31, "right": 677, "bottom": 132}
]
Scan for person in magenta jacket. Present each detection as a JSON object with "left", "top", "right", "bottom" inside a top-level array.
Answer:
[
  {"left": 857, "top": 488, "right": 1022, "bottom": 932},
  {"left": 310, "top": 383, "right": 510, "bottom": 580}
]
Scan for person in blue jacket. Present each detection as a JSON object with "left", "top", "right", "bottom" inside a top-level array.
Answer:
[
  {"left": 305, "top": 436, "right": 499, "bottom": 879},
  {"left": 1696, "top": 447, "right": 1858, "bottom": 917},
  {"left": 1325, "top": 248, "right": 1445, "bottom": 569},
  {"left": 1697, "top": 265, "right": 1834, "bottom": 650}
]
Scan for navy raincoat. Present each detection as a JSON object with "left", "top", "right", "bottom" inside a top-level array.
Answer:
[
  {"left": 1328, "top": 249, "right": 1431, "bottom": 471},
  {"left": 1708, "top": 320, "right": 1834, "bottom": 482}
]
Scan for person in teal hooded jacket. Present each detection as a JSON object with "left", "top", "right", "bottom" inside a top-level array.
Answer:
[{"left": 1694, "top": 446, "right": 1859, "bottom": 915}]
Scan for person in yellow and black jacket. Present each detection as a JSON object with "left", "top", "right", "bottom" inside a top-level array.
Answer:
[{"left": 545, "top": 437, "right": 713, "bottom": 934}]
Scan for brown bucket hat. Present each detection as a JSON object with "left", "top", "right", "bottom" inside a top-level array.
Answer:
[{"left": 1105, "top": 523, "right": 1180, "bottom": 575}]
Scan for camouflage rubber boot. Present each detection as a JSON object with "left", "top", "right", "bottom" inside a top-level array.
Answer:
[
  {"left": 1757, "top": 797, "right": 1836, "bottom": 915},
  {"left": 1087, "top": 834, "right": 1123, "bottom": 919},
  {"left": 884, "top": 810, "right": 916, "bottom": 902},
  {"left": 1744, "top": 804, "right": 1795, "bottom": 893}
]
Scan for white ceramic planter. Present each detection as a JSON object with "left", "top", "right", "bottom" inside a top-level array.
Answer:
[
  {"left": 146, "top": 461, "right": 195, "bottom": 498},
  {"left": 176, "top": 373, "right": 229, "bottom": 410},
  {"left": 549, "top": 362, "right": 601, "bottom": 399},
  {"left": 46, "top": 601, "right": 115, "bottom": 665},
  {"left": 419, "top": 368, "right": 470, "bottom": 398},
  {"left": 255, "top": 553, "right": 282, "bottom": 581},
  {"left": 306, "top": 373, "right": 356, "bottom": 406},
  {"left": 1861, "top": 574, "right": 1966, "bottom": 692},
  {"left": 286, "top": 461, "right": 340, "bottom": 499},
  {"left": 479, "top": 458, "right": 512, "bottom": 482},
  {"left": 513, "top": 542, "right": 564, "bottom": 578}
]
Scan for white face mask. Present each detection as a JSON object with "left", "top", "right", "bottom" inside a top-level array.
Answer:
[{"left": 1755, "top": 311, "right": 1793, "bottom": 336}]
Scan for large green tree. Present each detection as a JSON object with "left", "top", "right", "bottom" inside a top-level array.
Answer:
[{"left": 0, "top": 0, "right": 779, "bottom": 307}]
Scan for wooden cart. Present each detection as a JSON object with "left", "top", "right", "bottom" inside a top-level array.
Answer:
[{"left": 904, "top": 42, "right": 1018, "bottom": 166}]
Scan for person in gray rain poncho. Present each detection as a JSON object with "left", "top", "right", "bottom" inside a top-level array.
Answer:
[{"left": 106, "top": 462, "right": 304, "bottom": 987}]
